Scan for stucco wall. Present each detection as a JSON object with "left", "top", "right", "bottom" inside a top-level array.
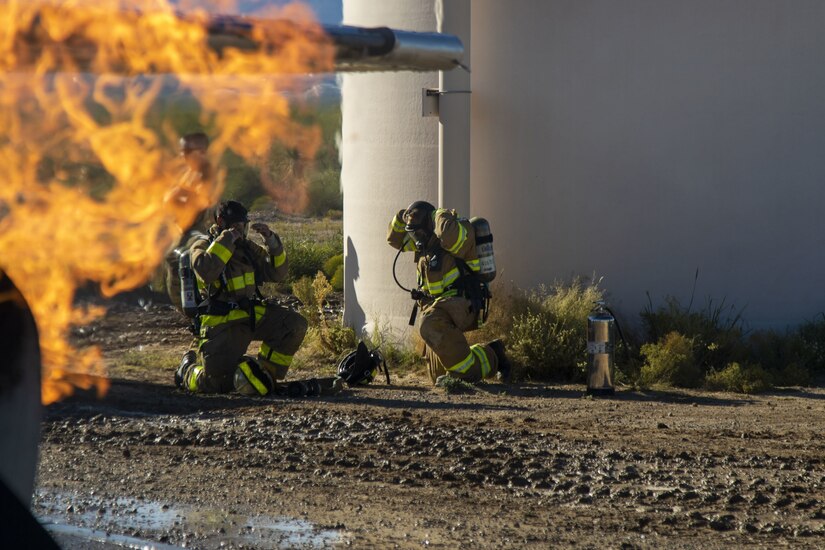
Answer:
[{"left": 471, "top": 0, "right": 825, "bottom": 329}]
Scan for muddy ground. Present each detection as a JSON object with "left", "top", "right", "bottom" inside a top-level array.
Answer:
[{"left": 33, "top": 298, "right": 825, "bottom": 549}]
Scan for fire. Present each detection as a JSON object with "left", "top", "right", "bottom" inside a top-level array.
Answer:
[{"left": 0, "top": 0, "right": 334, "bottom": 404}]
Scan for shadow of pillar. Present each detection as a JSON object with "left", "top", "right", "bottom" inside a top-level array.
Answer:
[{"left": 344, "top": 236, "right": 367, "bottom": 334}]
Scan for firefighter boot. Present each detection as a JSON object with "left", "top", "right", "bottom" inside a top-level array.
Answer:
[
  {"left": 175, "top": 350, "right": 197, "bottom": 389},
  {"left": 489, "top": 340, "right": 511, "bottom": 383}
]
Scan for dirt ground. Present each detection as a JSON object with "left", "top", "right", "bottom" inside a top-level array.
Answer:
[{"left": 33, "top": 298, "right": 825, "bottom": 549}]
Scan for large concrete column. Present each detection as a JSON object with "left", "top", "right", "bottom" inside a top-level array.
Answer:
[
  {"left": 436, "top": 0, "right": 471, "bottom": 215},
  {"left": 341, "top": 0, "right": 439, "bottom": 336}
]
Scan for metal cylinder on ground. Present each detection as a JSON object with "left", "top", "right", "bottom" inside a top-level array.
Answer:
[{"left": 586, "top": 301, "right": 615, "bottom": 396}]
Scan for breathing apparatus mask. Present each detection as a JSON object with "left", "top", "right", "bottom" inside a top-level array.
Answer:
[
  {"left": 216, "top": 200, "right": 250, "bottom": 240},
  {"left": 403, "top": 201, "right": 436, "bottom": 252}
]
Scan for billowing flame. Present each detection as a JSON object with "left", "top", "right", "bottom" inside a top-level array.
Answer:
[{"left": 0, "top": 0, "right": 334, "bottom": 404}]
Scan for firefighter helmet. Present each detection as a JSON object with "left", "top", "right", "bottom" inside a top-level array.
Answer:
[
  {"left": 216, "top": 200, "right": 249, "bottom": 225},
  {"left": 337, "top": 341, "right": 390, "bottom": 386},
  {"left": 233, "top": 356, "right": 274, "bottom": 396},
  {"left": 403, "top": 201, "right": 436, "bottom": 251},
  {"left": 403, "top": 201, "right": 435, "bottom": 232},
  {"left": 179, "top": 132, "right": 209, "bottom": 154}
]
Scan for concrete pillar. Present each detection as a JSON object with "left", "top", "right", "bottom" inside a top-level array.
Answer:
[{"left": 341, "top": 0, "right": 439, "bottom": 336}]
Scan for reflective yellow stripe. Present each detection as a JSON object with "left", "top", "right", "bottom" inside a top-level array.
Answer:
[
  {"left": 471, "top": 345, "right": 491, "bottom": 378},
  {"left": 392, "top": 216, "right": 406, "bottom": 232},
  {"left": 447, "top": 351, "right": 474, "bottom": 374},
  {"left": 199, "top": 309, "right": 250, "bottom": 330},
  {"left": 273, "top": 249, "right": 286, "bottom": 268},
  {"left": 226, "top": 272, "right": 255, "bottom": 292},
  {"left": 238, "top": 361, "right": 268, "bottom": 395},
  {"left": 207, "top": 241, "right": 232, "bottom": 264},
  {"left": 424, "top": 267, "right": 460, "bottom": 296},
  {"left": 466, "top": 258, "right": 481, "bottom": 272},
  {"left": 433, "top": 289, "right": 459, "bottom": 304},
  {"left": 402, "top": 238, "right": 416, "bottom": 252},
  {"left": 446, "top": 222, "right": 467, "bottom": 254},
  {"left": 260, "top": 342, "right": 293, "bottom": 367},
  {"left": 188, "top": 365, "right": 203, "bottom": 392}
]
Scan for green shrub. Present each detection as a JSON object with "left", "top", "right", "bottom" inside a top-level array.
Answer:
[
  {"left": 438, "top": 376, "right": 477, "bottom": 394},
  {"left": 285, "top": 239, "right": 340, "bottom": 282},
  {"left": 704, "top": 362, "right": 773, "bottom": 394},
  {"left": 776, "top": 363, "right": 811, "bottom": 387},
  {"left": 317, "top": 320, "right": 358, "bottom": 358},
  {"left": 640, "top": 331, "right": 702, "bottom": 388},
  {"left": 322, "top": 253, "right": 344, "bottom": 291},
  {"left": 329, "top": 264, "right": 344, "bottom": 292},
  {"left": 641, "top": 294, "right": 747, "bottom": 373},
  {"left": 746, "top": 329, "right": 803, "bottom": 373},
  {"left": 305, "top": 168, "right": 342, "bottom": 216},
  {"left": 323, "top": 254, "right": 343, "bottom": 278},
  {"left": 291, "top": 272, "right": 333, "bottom": 327},
  {"left": 221, "top": 150, "right": 265, "bottom": 206},
  {"left": 361, "top": 320, "right": 427, "bottom": 374},
  {"left": 508, "top": 277, "right": 604, "bottom": 382},
  {"left": 795, "top": 314, "right": 825, "bottom": 374}
]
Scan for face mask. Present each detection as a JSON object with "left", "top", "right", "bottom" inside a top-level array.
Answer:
[{"left": 407, "top": 227, "right": 431, "bottom": 251}]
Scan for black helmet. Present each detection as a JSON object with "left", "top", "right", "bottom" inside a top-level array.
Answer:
[
  {"left": 403, "top": 200, "right": 435, "bottom": 232},
  {"left": 179, "top": 132, "right": 209, "bottom": 154},
  {"left": 216, "top": 200, "right": 249, "bottom": 225},
  {"left": 403, "top": 201, "right": 436, "bottom": 251},
  {"left": 337, "top": 341, "right": 390, "bottom": 386}
]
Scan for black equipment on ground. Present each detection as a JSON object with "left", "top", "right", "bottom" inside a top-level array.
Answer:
[{"left": 337, "top": 341, "right": 390, "bottom": 386}]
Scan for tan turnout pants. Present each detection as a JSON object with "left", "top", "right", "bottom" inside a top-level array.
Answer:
[
  {"left": 418, "top": 296, "right": 499, "bottom": 384},
  {"left": 193, "top": 303, "right": 308, "bottom": 393}
]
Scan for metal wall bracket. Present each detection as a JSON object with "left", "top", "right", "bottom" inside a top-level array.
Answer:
[{"left": 422, "top": 88, "right": 471, "bottom": 117}]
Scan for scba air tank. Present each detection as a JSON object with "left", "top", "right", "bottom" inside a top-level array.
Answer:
[
  {"left": 178, "top": 250, "right": 199, "bottom": 317},
  {"left": 470, "top": 217, "right": 496, "bottom": 282},
  {"left": 586, "top": 301, "right": 615, "bottom": 396}
]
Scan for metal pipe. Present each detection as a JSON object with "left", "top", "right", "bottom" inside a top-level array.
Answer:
[{"left": 15, "top": 11, "right": 464, "bottom": 73}]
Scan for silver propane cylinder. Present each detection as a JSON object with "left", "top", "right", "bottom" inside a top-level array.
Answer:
[
  {"left": 586, "top": 301, "right": 615, "bottom": 396},
  {"left": 469, "top": 217, "right": 496, "bottom": 282},
  {"left": 178, "top": 250, "right": 199, "bottom": 318}
]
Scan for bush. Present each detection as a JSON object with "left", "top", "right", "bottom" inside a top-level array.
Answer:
[
  {"left": 640, "top": 331, "right": 702, "bottom": 388},
  {"left": 291, "top": 272, "right": 332, "bottom": 327},
  {"left": 508, "top": 277, "right": 604, "bottom": 382},
  {"left": 361, "top": 320, "right": 427, "bottom": 374},
  {"left": 776, "top": 363, "right": 811, "bottom": 387},
  {"left": 329, "top": 264, "right": 344, "bottom": 292},
  {"left": 305, "top": 169, "right": 342, "bottom": 216},
  {"left": 323, "top": 254, "right": 343, "bottom": 279},
  {"left": 221, "top": 150, "right": 265, "bottom": 206},
  {"left": 795, "top": 314, "right": 825, "bottom": 375},
  {"left": 641, "top": 294, "right": 747, "bottom": 373},
  {"left": 704, "top": 362, "right": 773, "bottom": 394},
  {"left": 290, "top": 271, "right": 357, "bottom": 368},
  {"left": 285, "top": 239, "right": 340, "bottom": 282}
]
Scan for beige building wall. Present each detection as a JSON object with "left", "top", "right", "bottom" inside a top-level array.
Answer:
[
  {"left": 341, "top": 0, "right": 439, "bottom": 335},
  {"left": 471, "top": 0, "right": 825, "bottom": 329}
]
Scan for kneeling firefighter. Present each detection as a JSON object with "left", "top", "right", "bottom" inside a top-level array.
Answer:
[
  {"left": 387, "top": 201, "right": 510, "bottom": 384},
  {"left": 175, "top": 200, "right": 308, "bottom": 395}
]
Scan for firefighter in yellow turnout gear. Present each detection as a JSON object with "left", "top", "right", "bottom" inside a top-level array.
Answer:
[
  {"left": 175, "top": 200, "right": 308, "bottom": 394},
  {"left": 388, "top": 201, "right": 510, "bottom": 384}
]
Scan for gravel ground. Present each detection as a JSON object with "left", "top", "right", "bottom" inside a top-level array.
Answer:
[{"left": 32, "top": 301, "right": 825, "bottom": 548}]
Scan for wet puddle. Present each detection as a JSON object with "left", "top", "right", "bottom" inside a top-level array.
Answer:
[{"left": 35, "top": 489, "right": 342, "bottom": 548}]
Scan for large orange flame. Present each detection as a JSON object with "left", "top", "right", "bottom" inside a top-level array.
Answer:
[{"left": 0, "top": 0, "right": 334, "bottom": 404}]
